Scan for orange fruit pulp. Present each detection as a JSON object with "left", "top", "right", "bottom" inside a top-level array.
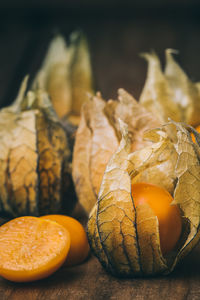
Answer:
[
  {"left": 131, "top": 182, "right": 182, "bottom": 255},
  {"left": 0, "top": 216, "right": 71, "bottom": 282},
  {"left": 40, "top": 215, "right": 90, "bottom": 266},
  {"left": 191, "top": 125, "right": 200, "bottom": 143}
]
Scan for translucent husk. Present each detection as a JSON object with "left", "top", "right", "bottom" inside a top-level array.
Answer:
[
  {"left": 87, "top": 120, "right": 200, "bottom": 277},
  {"left": 72, "top": 89, "right": 160, "bottom": 214},
  {"left": 32, "top": 31, "right": 94, "bottom": 128},
  {"left": 139, "top": 49, "right": 200, "bottom": 127},
  {"left": 0, "top": 77, "right": 75, "bottom": 217}
]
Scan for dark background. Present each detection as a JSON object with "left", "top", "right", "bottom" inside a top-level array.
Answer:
[
  {"left": 0, "top": 0, "right": 200, "bottom": 109},
  {"left": 1, "top": 2, "right": 200, "bottom": 299}
]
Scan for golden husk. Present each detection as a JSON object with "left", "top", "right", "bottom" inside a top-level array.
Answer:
[
  {"left": 139, "top": 49, "right": 200, "bottom": 127},
  {"left": 33, "top": 32, "right": 94, "bottom": 127},
  {"left": 87, "top": 120, "right": 200, "bottom": 277},
  {"left": 0, "top": 77, "right": 74, "bottom": 217},
  {"left": 72, "top": 89, "right": 160, "bottom": 214}
]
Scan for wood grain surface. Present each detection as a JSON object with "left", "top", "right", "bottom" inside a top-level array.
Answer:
[
  {"left": 0, "top": 8, "right": 200, "bottom": 299},
  {"left": 0, "top": 245, "right": 200, "bottom": 300}
]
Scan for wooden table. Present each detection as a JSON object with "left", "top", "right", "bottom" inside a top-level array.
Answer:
[
  {"left": 0, "top": 4, "right": 200, "bottom": 299},
  {"left": 1, "top": 241, "right": 200, "bottom": 300}
]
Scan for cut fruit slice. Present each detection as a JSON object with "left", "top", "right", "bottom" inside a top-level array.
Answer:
[
  {"left": 0, "top": 216, "right": 70, "bottom": 282},
  {"left": 40, "top": 215, "right": 90, "bottom": 266}
]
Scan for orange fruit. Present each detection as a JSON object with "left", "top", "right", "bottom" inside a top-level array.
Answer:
[
  {"left": 132, "top": 182, "right": 182, "bottom": 255},
  {"left": 0, "top": 216, "right": 70, "bottom": 282},
  {"left": 191, "top": 125, "right": 200, "bottom": 143},
  {"left": 40, "top": 215, "right": 90, "bottom": 266}
]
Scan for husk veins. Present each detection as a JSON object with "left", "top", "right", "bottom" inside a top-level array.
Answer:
[
  {"left": 72, "top": 89, "right": 160, "bottom": 214},
  {"left": 33, "top": 32, "right": 94, "bottom": 128},
  {"left": 88, "top": 120, "right": 200, "bottom": 277},
  {"left": 0, "top": 77, "right": 74, "bottom": 217},
  {"left": 140, "top": 49, "right": 200, "bottom": 127}
]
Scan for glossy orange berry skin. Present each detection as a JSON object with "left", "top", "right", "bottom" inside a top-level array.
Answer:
[
  {"left": 132, "top": 182, "right": 182, "bottom": 255},
  {"left": 191, "top": 125, "right": 200, "bottom": 143},
  {"left": 40, "top": 215, "right": 90, "bottom": 266}
]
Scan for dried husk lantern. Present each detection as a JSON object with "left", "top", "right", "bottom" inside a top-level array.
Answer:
[
  {"left": 33, "top": 31, "right": 94, "bottom": 133},
  {"left": 139, "top": 49, "right": 200, "bottom": 126},
  {"left": 87, "top": 120, "right": 200, "bottom": 277},
  {"left": 73, "top": 50, "right": 200, "bottom": 215},
  {"left": 0, "top": 77, "right": 75, "bottom": 217},
  {"left": 72, "top": 89, "right": 160, "bottom": 214}
]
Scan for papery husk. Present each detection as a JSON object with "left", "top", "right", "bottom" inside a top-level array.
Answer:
[
  {"left": 32, "top": 31, "right": 94, "bottom": 128},
  {"left": 72, "top": 93, "right": 119, "bottom": 214},
  {"left": 140, "top": 49, "right": 200, "bottom": 127},
  {"left": 88, "top": 120, "right": 200, "bottom": 277},
  {"left": 72, "top": 89, "right": 161, "bottom": 214},
  {"left": 0, "top": 77, "right": 75, "bottom": 217}
]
